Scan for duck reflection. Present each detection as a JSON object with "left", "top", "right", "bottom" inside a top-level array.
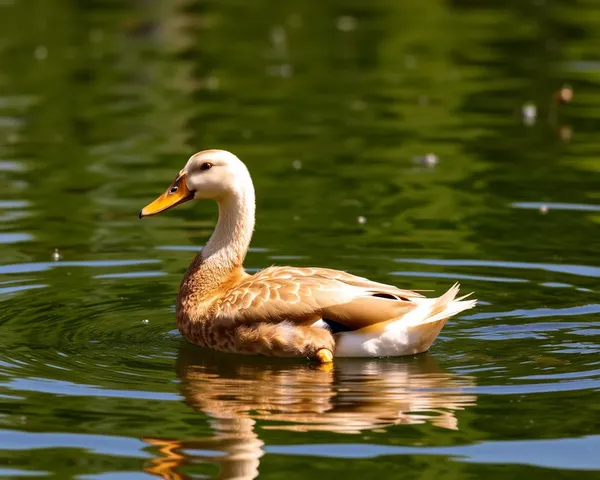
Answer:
[{"left": 144, "top": 345, "right": 476, "bottom": 479}]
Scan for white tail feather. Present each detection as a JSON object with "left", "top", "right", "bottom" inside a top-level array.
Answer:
[
  {"left": 334, "top": 283, "right": 477, "bottom": 358},
  {"left": 403, "top": 282, "right": 476, "bottom": 326}
]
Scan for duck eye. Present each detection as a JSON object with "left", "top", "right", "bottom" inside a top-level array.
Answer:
[
  {"left": 200, "top": 162, "right": 213, "bottom": 171},
  {"left": 169, "top": 186, "right": 178, "bottom": 194}
]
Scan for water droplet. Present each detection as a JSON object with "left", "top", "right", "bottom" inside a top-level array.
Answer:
[
  {"left": 413, "top": 153, "right": 439, "bottom": 168},
  {"left": 34, "top": 45, "right": 47, "bottom": 60},
  {"left": 404, "top": 55, "right": 417, "bottom": 69},
  {"left": 288, "top": 13, "right": 303, "bottom": 28},
  {"left": 556, "top": 85, "right": 573, "bottom": 104},
  {"left": 558, "top": 125, "right": 572, "bottom": 142},
  {"left": 89, "top": 28, "right": 104, "bottom": 43},
  {"left": 270, "top": 25, "right": 287, "bottom": 50},
  {"left": 357, "top": 216, "right": 367, "bottom": 225},
  {"left": 279, "top": 64, "right": 292, "bottom": 77},
  {"left": 336, "top": 16, "right": 357, "bottom": 32},
  {"left": 205, "top": 76, "right": 220, "bottom": 90},
  {"left": 351, "top": 100, "right": 367, "bottom": 111},
  {"left": 266, "top": 64, "right": 293, "bottom": 78},
  {"left": 521, "top": 102, "right": 537, "bottom": 126},
  {"left": 51, "top": 248, "right": 62, "bottom": 261}
]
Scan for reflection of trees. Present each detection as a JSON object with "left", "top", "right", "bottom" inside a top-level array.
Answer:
[
  {"left": 143, "top": 347, "right": 476, "bottom": 480},
  {"left": 2, "top": 0, "right": 599, "bottom": 261},
  {"left": 449, "top": 0, "right": 600, "bottom": 262},
  {"left": 129, "top": 0, "right": 495, "bottom": 270},
  {"left": 1, "top": 0, "right": 599, "bottom": 476}
]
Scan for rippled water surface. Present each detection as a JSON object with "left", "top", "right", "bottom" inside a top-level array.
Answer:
[{"left": 1, "top": 1, "right": 599, "bottom": 479}]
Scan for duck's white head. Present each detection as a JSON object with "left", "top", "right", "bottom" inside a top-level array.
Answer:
[{"left": 140, "top": 149, "right": 252, "bottom": 218}]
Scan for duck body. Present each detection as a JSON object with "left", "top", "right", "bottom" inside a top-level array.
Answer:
[{"left": 140, "top": 150, "right": 476, "bottom": 362}]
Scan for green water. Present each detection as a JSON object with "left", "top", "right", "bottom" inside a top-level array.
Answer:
[{"left": 1, "top": 0, "right": 599, "bottom": 478}]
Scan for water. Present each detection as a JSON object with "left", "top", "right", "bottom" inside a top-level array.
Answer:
[{"left": 1, "top": 1, "right": 599, "bottom": 478}]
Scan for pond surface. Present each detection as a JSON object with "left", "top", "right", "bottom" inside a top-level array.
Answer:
[{"left": 1, "top": 1, "right": 599, "bottom": 479}]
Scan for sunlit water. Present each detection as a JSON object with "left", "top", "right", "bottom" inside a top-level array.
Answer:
[{"left": 1, "top": 1, "right": 599, "bottom": 479}]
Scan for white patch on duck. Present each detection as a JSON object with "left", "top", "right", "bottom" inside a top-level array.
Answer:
[{"left": 332, "top": 283, "right": 476, "bottom": 357}]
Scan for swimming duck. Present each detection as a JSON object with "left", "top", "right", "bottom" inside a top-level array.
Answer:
[{"left": 140, "top": 150, "right": 476, "bottom": 363}]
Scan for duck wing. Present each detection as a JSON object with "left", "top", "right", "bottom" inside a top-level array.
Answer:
[{"left": 214, "top": 266, "right": 421, "bottom": 331}]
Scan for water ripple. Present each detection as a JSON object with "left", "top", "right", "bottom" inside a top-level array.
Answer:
[
  {"left": 0, "top": 283, "right": 46, "bottom": 296},
  {"left": 515, "top": 369, "right": 600, "bottom": 381},
  {"left": 390, "top": 270, "right": 527, "bottom": 283},
  {"left": 0, "top": 430, "right": 151, "bottom": 459},
  {"left": 462, "top": 321, "right": 600, "bottom": 341},
  {"left": 512, "top": 202, "right": 600, "bottom": 212},
  {"left": 266, "top": 436, "right": 600, "bottom": 470},
  {"left": 0, "top": 259, "right": 159, "bottom": 275},
  {"left": 5, "top": 377, "right": 180, "bottom": 401},
  {"left": 465, "top": 305, "right": 600, "bottom": 321},
  {"left": 0, "top": 233, "right": 32, "bottom": 244},
  {"left": 396, "top": 259, "right": 600, "bottom": 278}
]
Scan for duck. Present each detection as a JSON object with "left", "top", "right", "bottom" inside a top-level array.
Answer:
[{"left": 139, "top": 149, "right": 476, "bottom": 363}]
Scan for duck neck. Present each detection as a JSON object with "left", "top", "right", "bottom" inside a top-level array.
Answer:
[
  {"left": 203, "top": 185, "right": 256, "bottom": 271},
  {"left": 181, "top": 183, "right": 255, "bottom": 300}
]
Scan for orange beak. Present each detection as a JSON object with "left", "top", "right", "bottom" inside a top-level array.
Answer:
[{"left": 139, "top": 173, "right": 195, "bottom": 218}]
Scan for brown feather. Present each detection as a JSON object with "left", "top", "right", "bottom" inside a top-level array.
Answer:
[{"left": 214, "top": 266, "right": 419, "bottom": 330}]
